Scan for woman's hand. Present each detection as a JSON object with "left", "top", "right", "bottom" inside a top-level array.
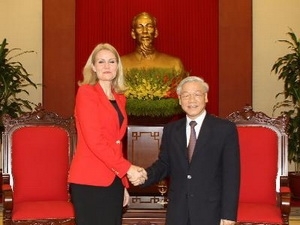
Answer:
[{"left": 123, "top": 188, "right": 130, "bottom": 207}]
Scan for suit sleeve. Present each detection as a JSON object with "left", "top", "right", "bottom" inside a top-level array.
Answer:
[
  {"left": 221, "top": 123, "right": 240, "bottom": 221},
  {"left": 142, "top": 126, "right": 170, "bottom": 187}
]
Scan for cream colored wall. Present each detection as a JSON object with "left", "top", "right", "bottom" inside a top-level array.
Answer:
[
  {"left": 0, "top": 0, "right": 42, "bottom": 106},
  {"left": 253, "top": 0, "right": 300, "bottom": 116},
  {"left": 253, "top": 0, "right": 300, "bottom": 171}
]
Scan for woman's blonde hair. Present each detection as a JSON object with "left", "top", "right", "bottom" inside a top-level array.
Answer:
[{"left": 78, "top": 43, "right": 126, "bottom": 93}]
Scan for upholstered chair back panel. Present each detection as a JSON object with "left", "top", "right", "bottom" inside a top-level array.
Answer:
[
  {"left": 12, "top": 126, "right": 70, "bottom": 203},
  {"left": 237, "top": 126, "right": 278, "bottom": 205}
]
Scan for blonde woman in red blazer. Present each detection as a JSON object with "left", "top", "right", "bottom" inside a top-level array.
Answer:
[{"left": 68, "top": 43, "right": 147, "bottom": 225}]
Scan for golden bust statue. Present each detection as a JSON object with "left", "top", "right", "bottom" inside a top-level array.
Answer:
[{"left": 121, "top": 12, "right": 184, "bottom": 74}]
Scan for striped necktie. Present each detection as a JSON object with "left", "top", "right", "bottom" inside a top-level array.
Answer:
[{"left": 188, "top": 121, "right": 197, "bottom": 162}]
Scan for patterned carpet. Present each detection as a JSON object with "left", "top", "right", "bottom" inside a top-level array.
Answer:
[
  {"left": 0, "top": 206, "right": 298, "bottom": 225},
  {"left": 0, "top": 201, "right": 298, "bottom": 225},
  {"left": 290, "top": 206, "right": 300, "bottom": 225},
  {"left": 0, "top": 205, "right": 2, "bottom": 225}
]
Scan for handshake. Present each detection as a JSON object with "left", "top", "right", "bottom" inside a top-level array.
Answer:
[{"left": 127, "top": 165, "right": 148, "bottom": 186}]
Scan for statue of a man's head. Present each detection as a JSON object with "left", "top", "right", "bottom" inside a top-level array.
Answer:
[{"left": 131, "top": 12, "right": 159, "bottom": 48}]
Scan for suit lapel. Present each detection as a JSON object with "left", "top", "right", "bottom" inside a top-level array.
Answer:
[
  {"left": 173, "top": 118, "right": 189, "bottom": 160},
  {"left": 94, "top": 84, "right": 127, "bottom": 139}
]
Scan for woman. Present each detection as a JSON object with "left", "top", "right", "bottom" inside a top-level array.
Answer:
[{"left": 68, "top": 43, "right": 147, "bottom": 225}]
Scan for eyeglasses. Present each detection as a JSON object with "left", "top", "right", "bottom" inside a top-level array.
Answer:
[{"left": 180, "top": 92, "right": 205, "bottom": 100}]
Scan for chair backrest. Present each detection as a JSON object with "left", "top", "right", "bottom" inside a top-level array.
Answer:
[
  {"left": 226, "top": 105, "right": 288, "bottom": 204},
  {"left": 1, "top": 104, "right": 76, "bottom": 203}
]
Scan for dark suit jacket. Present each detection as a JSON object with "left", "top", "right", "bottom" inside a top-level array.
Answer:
[{"left": 144, "top": 113, "right": 240, "bottom": 225}]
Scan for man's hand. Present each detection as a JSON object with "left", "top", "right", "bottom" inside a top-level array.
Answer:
[
  {"left": 220, "top": 219, "right": 236, "bottom": 225},
  {"left": 127, "top": 165, "right": 147, "bottom": 186}
]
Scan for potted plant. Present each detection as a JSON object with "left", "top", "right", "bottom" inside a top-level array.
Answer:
[
  {"left": 124, "top": 67, "right": 187, "bottom": 124},
  {"left": 0, "top": 38, "right": 38, "bottom": 128},
  {"left": 272, "top": 29, "right": 300, "bottom": 199}
]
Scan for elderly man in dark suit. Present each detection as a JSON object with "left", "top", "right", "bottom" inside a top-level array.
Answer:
[{"left": 134, "top": 76, "right": 240, "bottom": 225}]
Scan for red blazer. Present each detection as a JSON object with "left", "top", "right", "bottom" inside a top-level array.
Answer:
[{"left": 68, "top": 83, "right": 131, "bottom": 187}]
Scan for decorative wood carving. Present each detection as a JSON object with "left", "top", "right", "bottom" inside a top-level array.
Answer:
[
  {"left": 127, "top": 126, "right": 163, "bottom": 169},
  {"left": 126, "top": 125, "right": 165, "bottom": 209},
  {"left": 226, "top": 104, "right": 288, "bottom": 134},
  {"left": 2, "top": 103, "right": 76, "bottom": 135}
]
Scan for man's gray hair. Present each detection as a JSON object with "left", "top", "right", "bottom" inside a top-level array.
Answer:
[{"left": 176, "top": 76, "right": 209, "bottom": 95}]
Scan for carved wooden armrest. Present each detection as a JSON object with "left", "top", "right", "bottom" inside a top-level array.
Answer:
[
  {"left": 279, "top": 176, "right": 291, "bottom": 225},
  {"left": 280, "top": 175, "right": 289, "bottom": 187},
  {"left": 2, "top": 183, "right": 13, "bottom": 211},
  {"left": 2, "top": 174, "right": 13, "bottom": 211},
  {"left": 3, "top": 173, "right": 10, "bottom": 185}
]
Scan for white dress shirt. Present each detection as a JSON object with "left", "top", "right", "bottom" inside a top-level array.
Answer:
[{"left": 186, "top": 110, "right": 206, "bottom": 147}]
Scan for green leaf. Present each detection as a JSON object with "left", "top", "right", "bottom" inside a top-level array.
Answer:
[
  {"left": 0, "top": 38, "right": 38, "bottom": 126},
  {"left": 271, "top": 28, "right": 300, "bottom": 170}
]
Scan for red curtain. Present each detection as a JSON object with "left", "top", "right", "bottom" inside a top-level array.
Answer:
[{"left": 75, "top": 0, "right": 219, "bottom": 114}]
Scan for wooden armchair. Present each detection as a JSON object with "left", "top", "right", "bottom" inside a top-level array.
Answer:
[
  {"left": 1, "top": 105, "right": 76, "bottom": 225},
  {"left": 227, "top": 105, "right": 291, "bottom": 225}
]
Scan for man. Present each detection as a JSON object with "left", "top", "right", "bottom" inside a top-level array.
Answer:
[
  {"left": 121, "top": 12, "right": 184, "bottom": 74},
  {"left": 135, "top": 76, "right": 240, "bottom": 225}
]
